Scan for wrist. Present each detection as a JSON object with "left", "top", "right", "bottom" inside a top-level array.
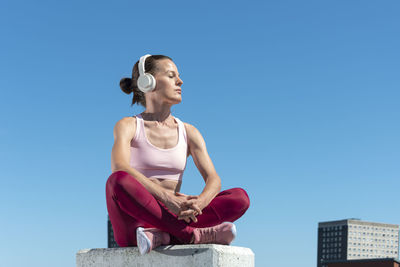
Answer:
[
  {"left": 160, "top": 188, "right": 171, "bottom": 203},
  {"left": 198, "top": 195, "right": 208, "bottom": 210}
]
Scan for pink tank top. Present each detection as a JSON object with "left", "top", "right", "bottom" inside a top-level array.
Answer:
[{"left": 129, "top": 114, "right": 188, "bottom": 181}]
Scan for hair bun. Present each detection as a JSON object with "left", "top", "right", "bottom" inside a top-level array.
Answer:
[{"left": 119, "top": 77, "right": 133, "bottom": 94}]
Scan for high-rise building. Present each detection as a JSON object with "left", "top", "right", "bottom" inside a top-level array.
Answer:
[
  {"left": 107, "top": 215, "right": 119, "bottom": 248},
  {"left": 326, "top": 258, "right": 400, "bottom": 267},
  {"left": 317, "top": 218, "right": 399, "bottom": 267}
]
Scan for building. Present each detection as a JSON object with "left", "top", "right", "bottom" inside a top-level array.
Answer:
[
  {"left": 326, "top": 258, "right": 400, "bottom": 267},
  {"left": 317, "top": 218, "right": 399, "bottom": 267},
  {"left": 107, "top": 215, "right": 119, "bottom": 248}
]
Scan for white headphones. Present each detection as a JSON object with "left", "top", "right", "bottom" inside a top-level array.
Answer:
[{"left": 137, "top": 54, "right": 156, "bottom": 93}]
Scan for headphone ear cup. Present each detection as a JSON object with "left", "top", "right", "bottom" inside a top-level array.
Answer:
[
  {"left": 147, "top": 73, "right": 156, "bottom": 91},
  {"left": 137, "top": 73, "right": 156, "bottom": 93}
]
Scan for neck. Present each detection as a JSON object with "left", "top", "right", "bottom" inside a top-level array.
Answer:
[{"left": 141, "top": 110, "right": 172, "bottom": 123}]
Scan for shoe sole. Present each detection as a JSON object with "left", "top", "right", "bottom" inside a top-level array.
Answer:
[{"left": 136, "top": 227, "right": 151, "bottom": 255}]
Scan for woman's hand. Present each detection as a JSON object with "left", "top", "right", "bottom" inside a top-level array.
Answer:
[
  {"left": 175, "top": 192, "right": 205, "bottom": 223},
  {"left": 162, "top": 191, "right": 203, "bottom": 223},
  {"left": 162, "top": 190, "right": 188, "bottom": 216},
  {"left": 161, "top": 191, "right": 199, "bottom": 222}
]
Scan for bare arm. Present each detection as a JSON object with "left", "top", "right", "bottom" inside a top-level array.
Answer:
[
  {"left": 111, "top": 117, "right": 169, "bottom": 202},
  {"left": 185, "top": 123, "right": 222, "bottom": 210}
]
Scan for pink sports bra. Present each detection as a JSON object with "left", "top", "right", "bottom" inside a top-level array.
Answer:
[{"left": 129, "top": 114, "right": 188, "bottom": 181}]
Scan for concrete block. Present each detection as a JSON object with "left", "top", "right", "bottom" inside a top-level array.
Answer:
[{"left": 76, "top": 244, "right": 254, "bottom": 267}]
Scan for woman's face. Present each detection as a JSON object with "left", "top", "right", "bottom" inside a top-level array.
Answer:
[{"left": 150, "top": 59, "right": 183, "bottom": 105}]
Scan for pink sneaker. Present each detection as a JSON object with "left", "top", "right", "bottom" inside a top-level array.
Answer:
[
  {"left": 136, "top": 227, "right": 170, "bottom": 255},
  {"left": 193, "top": 222, "right": 236, "bottom": 245}
]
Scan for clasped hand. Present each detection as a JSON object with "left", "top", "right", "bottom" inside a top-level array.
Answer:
[{"left": 164, "top": 191, "right": 204, "bottom": 223}]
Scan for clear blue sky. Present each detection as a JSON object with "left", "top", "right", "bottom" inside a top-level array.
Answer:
[{"left": 1, "top": 1, "right": 399, "bottom": 266}]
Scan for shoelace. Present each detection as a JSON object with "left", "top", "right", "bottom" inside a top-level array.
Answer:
[{"left": 199, "top": 227, "right": 217, "bottom": 243}]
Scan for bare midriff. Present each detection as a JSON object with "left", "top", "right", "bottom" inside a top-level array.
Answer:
[{"left": 149, "top": 177, "right": 182, "bottom": 193}]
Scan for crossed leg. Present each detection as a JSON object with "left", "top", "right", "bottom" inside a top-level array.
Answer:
[{"left": 106, "top": 170, "right": 250, "bottom": 247}]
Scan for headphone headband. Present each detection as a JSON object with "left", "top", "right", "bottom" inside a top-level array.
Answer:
[
  {"left": 139, "top": 54, "right": 151, "bottom": 76},
  {"left": 137, "top": 54, "right": 156, "bottom": 93}
]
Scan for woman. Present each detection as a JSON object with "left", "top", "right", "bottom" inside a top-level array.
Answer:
[{"left": 105, "top": 54, "right": 250, "bottom": 255}]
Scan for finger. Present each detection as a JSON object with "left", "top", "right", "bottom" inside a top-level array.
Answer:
[
  {"left": 190, "top": 213, "right": 198, "bottom": 223},
  {"left": 183, "top": 202, "right": 202, "bottom": 215},
  {"left": 179, "top": 205, "right": 189, "bottom": 212},
  {"left": 186, "top": 195, "right": 198, "bottom": 200},
  {"left": 180, "top": 209, "right": 198, "bottom": 217},
  {"left": 178, "top": 209, "right": 189, "bottom": 217},
  {"left": 191, "top": 204, "right": 202, "bottom": 215},
  {"left": 179, "top": 209, "right": 196, "bottom": 217},
  {"left": 182, "top": 199, "right": 197, "bottom": 206},
  {"left": 181, "top": 201, "right": 190, "bottom": 208},
  {"left": 181, "top": 200, "right": 195, "bottom": 208}
]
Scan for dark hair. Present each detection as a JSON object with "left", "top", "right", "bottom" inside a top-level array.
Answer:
[{"left": 119, "top": 55, "right": 173, "bottom": 107}]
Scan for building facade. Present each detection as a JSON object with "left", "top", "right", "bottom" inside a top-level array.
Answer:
[
  {"left": 326, "top": 258, "right": 400, "bottom": 267},
  {"left": 317, "top": 218, "right": 399, "bottom": 267}
]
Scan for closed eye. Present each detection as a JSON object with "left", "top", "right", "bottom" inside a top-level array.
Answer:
[{"left": 167, "top": 70, "right": 181, "bottom": 78}]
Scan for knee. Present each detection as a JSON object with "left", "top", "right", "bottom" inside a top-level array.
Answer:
[
  {"left": 106, "top": 170, "right": 131, "bottom": 191},
  {"left": 231, "top": 187, "right": 250, "bottom": 213}
]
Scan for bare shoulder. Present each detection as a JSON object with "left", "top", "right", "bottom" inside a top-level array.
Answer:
[
  {"left": 183, "top": 122, "right": 196, "bottom": 140},
  {"left": 113, "top": 116, "right": 137, "bottom": 141},
  {"left": 183, "top": 122, "right": 205, "bottom": 147}
]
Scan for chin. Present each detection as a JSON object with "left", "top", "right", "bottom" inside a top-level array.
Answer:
[{"left": 167, "top": 97, "right": 182, "bottom": 105}]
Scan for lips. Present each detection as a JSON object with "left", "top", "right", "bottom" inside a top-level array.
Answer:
[{"left": 175, "top": 89, "right": 182, "bottom": 93}]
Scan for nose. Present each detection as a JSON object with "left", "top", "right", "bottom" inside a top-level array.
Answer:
[{"left": 177, "top": 76, "right": 183, "bottom": 86}]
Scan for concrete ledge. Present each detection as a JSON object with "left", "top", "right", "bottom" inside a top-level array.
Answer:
[{"left": 76, "top": 244, "right": 254, "bottom": 267}]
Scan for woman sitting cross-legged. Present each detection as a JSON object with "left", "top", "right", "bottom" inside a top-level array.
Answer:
[{"left": 106, "top": 54, "right": 250, "bottom": 255}]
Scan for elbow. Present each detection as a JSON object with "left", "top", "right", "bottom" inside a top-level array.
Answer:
[
  {"left": 213, "top": 175, "right": 222, "bottom": 192},
  {"left": 112, "top": 162, "right": 130, "bottom": 173},
  {"left": 217, "top": 178, "right": 222, "bottom": 192},
  {"left": 204, "top": 174, "right": 221, "bottom": 189}
]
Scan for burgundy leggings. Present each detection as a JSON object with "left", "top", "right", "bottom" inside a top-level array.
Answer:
[{"left": 105, "top": 171, "right": 250, "bottom": 247}]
